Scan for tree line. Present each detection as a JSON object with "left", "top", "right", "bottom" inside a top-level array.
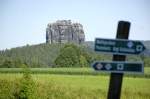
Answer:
[{"left": 0, "top": 43, "right": 150, "bottom": 68}]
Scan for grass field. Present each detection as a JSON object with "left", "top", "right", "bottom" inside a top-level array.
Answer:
[
  {"left": 0, "top": 68, "right": 150, "bottom": 99},
  {"left": 0, "top": 67, "right": 150, "bottom": 78}
]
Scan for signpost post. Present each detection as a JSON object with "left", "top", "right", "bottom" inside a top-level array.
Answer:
[{"left": 107, "top": 21, "right": 130, "bottom": 99}]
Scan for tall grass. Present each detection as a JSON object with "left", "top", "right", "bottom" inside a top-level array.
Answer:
[
  {"left": 0, "top": 67, "right": 150, "bottom": 78},
  {"left": 0, "top": 73, "right": 150, "bottom": 99}
]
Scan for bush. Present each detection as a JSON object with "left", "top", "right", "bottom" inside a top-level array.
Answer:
[
  {"left": 55, "top": 44, "right": 91, "bottom": 67},
  {"left": 79, "top": 55, "right": 88, "bottom": 67},
  {"left": 18, "top": 64, "right": 36, "bottom": 99}
]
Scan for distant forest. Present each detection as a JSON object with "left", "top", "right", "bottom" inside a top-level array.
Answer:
[{"left": 0, "top": 43, "right": 150, "bottom": 68}]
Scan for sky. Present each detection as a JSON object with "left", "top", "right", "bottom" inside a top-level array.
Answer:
[{"left": 0, "top": 0, "right": 150, "bottom": 50}]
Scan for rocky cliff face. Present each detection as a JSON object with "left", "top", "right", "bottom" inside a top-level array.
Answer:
[{"left": 46, "top": 20, "right": 85, "bottom": 44}]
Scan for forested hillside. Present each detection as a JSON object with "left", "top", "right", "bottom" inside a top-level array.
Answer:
[
  {"left": 0, "top": 43, "right": 63, "bottom": 67},
  {"left": 0, "top": 42, "right": 150, "bottom": 68}
]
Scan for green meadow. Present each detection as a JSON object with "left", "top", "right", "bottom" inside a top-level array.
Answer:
[{"left": 0, "top": 68, "right": 150, "bottom": 99}]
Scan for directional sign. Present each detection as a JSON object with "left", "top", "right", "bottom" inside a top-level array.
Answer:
[
  {"left": 92, "top": 61, "right": 144, "bottom": 73},
  {"left": 95, "top": 38, "right": 146, "bottom": 55}
]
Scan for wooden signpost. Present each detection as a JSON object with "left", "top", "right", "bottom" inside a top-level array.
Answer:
[
  {"left": 108, "top": 21, "right": 130, "bottom": 99},
  {"left": 92, "top": 21, "right": 146, "bottom": 99}
]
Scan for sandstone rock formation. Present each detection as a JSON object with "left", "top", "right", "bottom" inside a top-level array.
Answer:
[{"left": 46, "top": 20, "right": 85, "bottom": 44}]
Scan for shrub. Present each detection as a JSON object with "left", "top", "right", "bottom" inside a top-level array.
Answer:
[{"left": 18, "top": 64, "right": 36, "bottom": 99}]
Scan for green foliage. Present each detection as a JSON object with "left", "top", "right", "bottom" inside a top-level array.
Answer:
[
  {"left": 55, "top": 44, "right": 79, "bottom": 67},
  {"left": 0, "top": 79, "right": 15, "bottom": 99},
  {"left": 1, "top": 59, "right": 14, "bottom": 68},
  {"left": 0, "top": 73, "right": 150, "bottom": 99},
  {"left": 0, "top": 59, "right": 24, "bottom": 68},
  {"left": 15, "top": 64, "right": 36, "bottom": 99},
  {"left": 0, "top": 43, "right": 63, "bottom": 68},
  {"left": 79, "top": 55, "right": 88, "bottom": 67},
  {"left": 0, "top": 43, "right": 150, "bottom": 68},
  {"left": 143, "top": 56, "right": 150, "bottom": 67},
  {"left": 55, "top": 44, "right": 91, "bottom": 67},
  {"left": 0, "top": 71, "right": 36, "bottom": 99}
]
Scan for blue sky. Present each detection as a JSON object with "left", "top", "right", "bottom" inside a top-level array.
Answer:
[{"left": 0, "top": 0, "right": 150, "bottom": 50}]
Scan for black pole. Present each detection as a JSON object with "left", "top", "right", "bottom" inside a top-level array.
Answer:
[{"left": 107, "top": 21, "right": 131, "bottom": 99}]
